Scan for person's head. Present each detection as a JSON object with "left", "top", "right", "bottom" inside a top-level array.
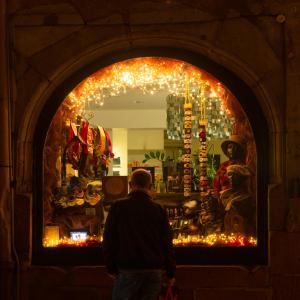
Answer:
[
  {"left": 129, "top": 168, "right": 152, "bottom": 191},
  {"left": 221, "top": 135, "right": 246, "bottom": 160},
  {"left": 226, "top": 142, "right": 243, "bottom": 160}
]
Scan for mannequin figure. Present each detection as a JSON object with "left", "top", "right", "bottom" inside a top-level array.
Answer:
[
  {"left": 220, "top": 164, "right": 255, "bottom": 235},
  {"left": 213, "top": 135, "right": 247, "bottom": 197}
]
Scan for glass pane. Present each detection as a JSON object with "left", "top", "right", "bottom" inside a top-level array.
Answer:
[{"left": 42, "top": 57, "right": 257, "bottom": 248}]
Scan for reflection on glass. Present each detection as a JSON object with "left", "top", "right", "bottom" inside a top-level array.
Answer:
[{"left": 42, "top": 57, "right": 257, "bottom": 248}]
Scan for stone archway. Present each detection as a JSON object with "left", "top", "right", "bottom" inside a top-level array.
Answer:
[
  {"left": 7, "top": 3, "right": 288, "bottom": 298},
  {"left": 18, "top": 42, "right": 272, "bottom": 265}
]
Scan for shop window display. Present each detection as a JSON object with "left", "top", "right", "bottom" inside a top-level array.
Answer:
[{"left": 42, "top": 57, "right": 257, "bottom": 249}]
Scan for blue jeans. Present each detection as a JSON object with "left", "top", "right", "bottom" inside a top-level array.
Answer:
[{"left": 112, "top": 269, "right": 162, "bottom": 300}]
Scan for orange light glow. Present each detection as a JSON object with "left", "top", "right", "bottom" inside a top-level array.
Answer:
[
  {"left": 67, "top": 57, "right": 231, "bottom": 114},
  {"left": 43, "top": 233, "right": 256, "bottom": 248}
]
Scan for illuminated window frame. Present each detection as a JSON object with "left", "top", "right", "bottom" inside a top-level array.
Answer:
[{"left": 32, "top": 48, "right": 268, "bottom": 266}]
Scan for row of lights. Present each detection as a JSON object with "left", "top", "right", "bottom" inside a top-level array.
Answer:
[
  {"left": 67, "top": 57, "right": 229, "bottom": 114},
  {"left": 43, "top": 233, "right": 257, "bottom": 248}
]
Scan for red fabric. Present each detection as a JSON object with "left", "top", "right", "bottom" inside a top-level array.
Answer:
[
  {"left": 80, "top": 120, "right": 89, "bottom": 142},
  {"left": 80, "top": 120, "right": 89, "bottom": 154},
  {"left": 103, "top": 128, "right": 113, "bottom": 157},
  {"left": 159, "top": 284, "right": 178, "bottom": 300},
  {"left": 67, "top": 122, "right": 74, "bottom": 144},
  {"left": 66, "top": 140, "right": 81, "bottom": 169},
  {"left": 213, "top": 159, "right": 242, "bottom": 194}
]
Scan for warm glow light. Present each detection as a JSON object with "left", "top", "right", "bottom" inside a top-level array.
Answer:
[
  {"left": 44, "top": 226, "right": 59, "bottom": 242},
  {"left": 43, "top": 233, "right": 256, "bottom": 248},
  {"left": 43, "top": 235, "right": 102, "bottom": 248},
  {"left": 67, "top": 57, "right": 231, "bottom": 113},
  {"left": 173, "top": 233, "right": 257, "bottom": 247}
]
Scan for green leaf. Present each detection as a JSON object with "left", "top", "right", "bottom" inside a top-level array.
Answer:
[
  {"left": 156, "top": 151, "right": 161, "bottom": 159},
  {"left": 144, "top": 153, "right": 150, "bottom": 160},
  {"left": 160, "top": 152, "right": 165, "bottom": 161},
  {"left": 142, "top": 159, "right": 147, "bottom": 163},
  {"left": 150, "top": 151, "right": 155, "bottom": 158}
]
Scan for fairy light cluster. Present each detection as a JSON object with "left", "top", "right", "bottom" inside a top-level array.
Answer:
[
  {"left": 69, "top": 58, "right": 195, "bottom": 108},
  {"left": 67, "top": 58, "right": 230, "bottom": 110},
  {"left": 173, "top": 233, "right": 257, "bottom": 247},
  {"left": 43, "top": 235, "right": 101, "bottom": 248},
  {"left": 66, "top": 57, "right": 235, "bottom": 140},
  {"left": 43, "top": 233, "right": 257, "bottom": 248}
]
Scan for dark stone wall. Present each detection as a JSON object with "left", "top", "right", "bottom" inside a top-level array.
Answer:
[{"left": 1, "top": 1, "right": 300, "bottom": 299}]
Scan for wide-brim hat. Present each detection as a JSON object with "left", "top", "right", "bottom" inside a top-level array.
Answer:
[{"left": 221, "top": 135, "right": 247, "bottom": 158}]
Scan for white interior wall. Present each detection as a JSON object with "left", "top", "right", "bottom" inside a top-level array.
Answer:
[
  {"left": 112, "top": 128, "right": 128, "bottom": 175},
  {"left": 90, "top": 109, "right": 166, "bottom": 128},
  {"left": 128, "top": 128, "right": 164, "bottom": 150}
]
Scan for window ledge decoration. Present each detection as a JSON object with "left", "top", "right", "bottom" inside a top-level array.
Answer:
[{"left": 43, "top": 233, "right": 257, "bottom": 248}]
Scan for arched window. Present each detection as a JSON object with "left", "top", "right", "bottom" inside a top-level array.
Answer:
[{"left": 33, "top": 49, "right": 268, "bottom": 265}]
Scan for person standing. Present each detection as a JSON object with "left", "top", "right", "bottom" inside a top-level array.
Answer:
[{"left": 103, "top": 169, "right": 176, "bottom": 300}]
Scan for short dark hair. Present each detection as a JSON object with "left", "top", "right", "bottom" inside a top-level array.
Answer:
[{"left": 130, "top": 169, "right": 152, "bottom": 188}]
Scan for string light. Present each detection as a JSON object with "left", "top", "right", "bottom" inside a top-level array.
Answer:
[
  {"left": 65, "top": 57, "right": 235, "bottom": 139},
  {"left": 43, "top": 233, "right": 257, "bottom": 247},
  {"left": 43, "top": 235, "right": 101, "bottom": 248},
  {"left": 173, "top": 233, "right": 257, "bottom": 247},
  {"left": 67, "top": 57, "right": 230, "bottom": 112}
]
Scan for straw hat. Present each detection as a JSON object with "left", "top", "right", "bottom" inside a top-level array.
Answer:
[{"left": 221, "top": 135, "right": 247, "bottom": 158}]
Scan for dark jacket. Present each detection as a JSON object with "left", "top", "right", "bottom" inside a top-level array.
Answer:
[{"left": 102, "top": 190, "right": 176, "bottom": 278}]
